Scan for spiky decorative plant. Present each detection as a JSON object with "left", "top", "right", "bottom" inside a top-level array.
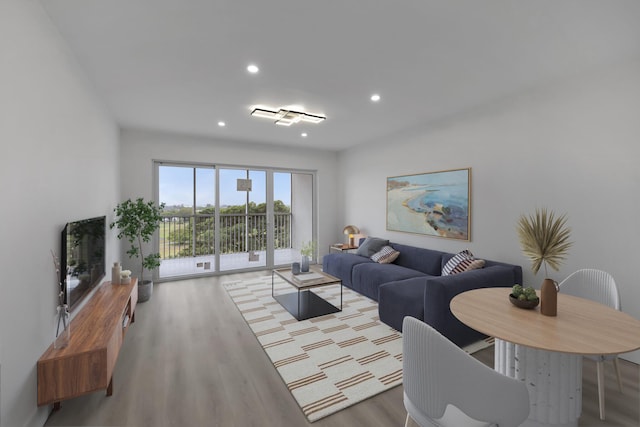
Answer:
[{"left": 517, "top": 208, "right": 573, "bottom": 276}]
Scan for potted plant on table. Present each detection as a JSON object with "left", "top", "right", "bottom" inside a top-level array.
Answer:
[
  {"left": 517, "top": 207, "right": 572, "bottom": 316},
  {"left": 110, "top": 198, "right": 165, "bottom": 302}
]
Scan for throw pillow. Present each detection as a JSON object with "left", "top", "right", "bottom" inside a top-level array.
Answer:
[
  {"left": 464, "top": 259, "right": 485, "bottom": 272},
  {"left": 442, "top": 249, "right": 475, "bottom": 276},
  {"left": 356, "top": 237, "right": 390, "bottom": 257},
  {"left": 371, "top": 245, "right": 400, "bottom": 264}
]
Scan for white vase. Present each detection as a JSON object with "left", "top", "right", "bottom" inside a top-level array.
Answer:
[{"left": 111, "top": 262, "right": 121, "bottom": 285}]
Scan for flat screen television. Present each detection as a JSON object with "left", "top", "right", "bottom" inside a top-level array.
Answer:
[{"left": 61, "top": 215, "right": 106, "bottom": 311}]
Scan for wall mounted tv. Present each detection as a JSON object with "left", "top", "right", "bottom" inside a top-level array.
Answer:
[{"left": 61, "top": 215, "right": 106, "bottom": 311}]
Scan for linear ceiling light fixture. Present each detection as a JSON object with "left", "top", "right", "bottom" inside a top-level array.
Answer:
[{"left": 250, "top": 107, "right": 326, "bottom": 127}]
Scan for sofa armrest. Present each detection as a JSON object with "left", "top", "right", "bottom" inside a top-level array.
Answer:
[{"left": 424, "top": 266, "right": 517, "bottom": 347}]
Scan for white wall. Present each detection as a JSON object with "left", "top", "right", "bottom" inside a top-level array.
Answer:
[
  {"left": 119, "top": 128, "right": 339, "bottom": 272},
  {"left": 339, "top": 59, "right": 640, "bottom": 363},
  {"left": 0, "top": 1, "right": 119, "bottom": 426},
  {"left": 291, "top": 173, "right": 314, "bottom": 255}
]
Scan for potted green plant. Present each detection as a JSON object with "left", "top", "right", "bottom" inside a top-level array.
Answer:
[
  {"left": 110, "top": 198, "right": 165, "bottom": 302},
  {"left": 300, "top": 240, "right": 316, "bottom": 273},
  {"left": 517, "top": 208, "right": 572, "bottom": 316}
]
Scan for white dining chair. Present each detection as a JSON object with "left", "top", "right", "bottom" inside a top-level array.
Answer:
[
  {"left": 402, "top": 316, "right": 529, "bottom": 427},
  {"left": 558, "top": 268, "right": 622, "bottom": 420}
]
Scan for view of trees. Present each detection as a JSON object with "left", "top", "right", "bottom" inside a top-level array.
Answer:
[{"left": 160, "top": 201, "right": 291, "bottom": 258}]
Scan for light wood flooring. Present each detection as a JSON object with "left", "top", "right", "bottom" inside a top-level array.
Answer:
[{"left": 45, "top": 272, "right": 640, "bottom": 426}]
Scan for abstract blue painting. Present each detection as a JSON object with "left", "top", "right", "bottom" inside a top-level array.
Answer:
[{"left": 387, "top": 168, "right": 471, "bottom": 240}]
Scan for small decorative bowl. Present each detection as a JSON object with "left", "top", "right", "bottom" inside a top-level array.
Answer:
[{"left": 509, "top": 294, "right": 540, "bottom": 309}]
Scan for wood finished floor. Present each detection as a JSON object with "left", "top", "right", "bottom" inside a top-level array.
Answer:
[{"left": 45, "top": 272, "right": 640, "bottom": 427}]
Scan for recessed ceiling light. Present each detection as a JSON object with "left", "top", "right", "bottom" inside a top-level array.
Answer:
[
  {"left": 370, "top": 94, "right": 381, "bottom": 102},
  {"left": 218, "top": 121, "right": 226, "bottom": 127},
  {"left": 247, "top": 64, "right": 259, "bottom": 74},
  {"left": 301, "top": 132, "right": 308, "bottom": 137}
]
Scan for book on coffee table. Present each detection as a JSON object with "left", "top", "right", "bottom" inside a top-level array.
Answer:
[{"left": 293, "top": 272, "right": 324, "bottom": 282}]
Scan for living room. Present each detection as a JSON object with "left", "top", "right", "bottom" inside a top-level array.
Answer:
[{"left": 2, "top": 1, "right": 640, "bottom": 426}]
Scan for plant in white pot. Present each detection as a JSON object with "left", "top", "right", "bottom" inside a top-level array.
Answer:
[{"left": 110, "top": 198, "right": 165, "bottom": 302}]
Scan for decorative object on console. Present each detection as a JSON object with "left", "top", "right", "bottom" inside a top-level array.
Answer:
[
  {"left": 120, "top": 270, "right": 132, "bottom": 285},
  {"left": 111, "top": 262, "right": 121, "bottom": 285},
  {"left": 387, "top": 168, "right": 470, "bottom": 241},
  {"left": 54, "top": 304, "right": 70, "bottom": 349},
  {"left": 517, "top": 208, "right": 572, "bottom": 317},
  {"left": 110, "top": 198, "right": 165, "bottom": 302},
  {"left": 51, "top": 250, "right": 70, "bottom": 349},
  {"left": 342, "top": 225, "right": 360, "bottom": 247},
  {"left": 51, "top": 251, "right": 71, "bottom": 348}
]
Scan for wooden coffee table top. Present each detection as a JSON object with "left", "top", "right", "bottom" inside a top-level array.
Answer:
[
  {"left": 450, "top": 287, "right": 640, "bottom": 355},
  {"left": 273, "top": 265, "right": 341, "bottom": 290}
]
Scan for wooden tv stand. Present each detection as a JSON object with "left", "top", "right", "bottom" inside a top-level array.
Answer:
[{"left": 37, "top": 278, "right": 138, "bottom": 409}]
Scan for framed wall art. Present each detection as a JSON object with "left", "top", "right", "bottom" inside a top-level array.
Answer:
[{"left": 386, "top": 168, "right": 471, "bottom": 241}]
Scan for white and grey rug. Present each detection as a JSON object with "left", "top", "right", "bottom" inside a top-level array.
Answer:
[{"left": 224, "top": 275, "right": 492, "bottom": 422}]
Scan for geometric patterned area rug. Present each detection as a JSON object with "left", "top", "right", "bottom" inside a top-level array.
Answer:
[
  {"left": 224, "top": 275, "right": 494, "bottom": 423},
  {"left": 223, "top": 275, "right": 403, "bottom": 422}
]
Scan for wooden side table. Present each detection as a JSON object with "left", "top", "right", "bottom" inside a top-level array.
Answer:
[{"left": 329, "top": 244, "right": 358, "bottom": 253}]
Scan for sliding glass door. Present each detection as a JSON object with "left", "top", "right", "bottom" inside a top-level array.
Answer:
[
  {"left": 157, "top": 164, "right": 216, "bottom": 278},
  {"left": 218, "top": 168, "right": 267, "bottom": 271},
  {"left": 156, "top": 162, "right": 314, "bottom": 279}
]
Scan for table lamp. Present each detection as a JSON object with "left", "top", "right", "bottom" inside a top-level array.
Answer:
[{"left": 343, "top": 225, "right": 360, "bottom": 247}]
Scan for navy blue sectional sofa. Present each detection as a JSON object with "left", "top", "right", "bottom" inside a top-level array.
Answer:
[{"left": 322, "top": 242, "right": 522, "bottom": 347}]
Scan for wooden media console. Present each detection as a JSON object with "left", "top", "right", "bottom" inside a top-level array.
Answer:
[{"left": 37, "top": 278, "right": 138, "bottom": 408}]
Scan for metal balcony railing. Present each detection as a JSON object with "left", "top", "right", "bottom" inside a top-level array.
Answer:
[{"left": 159, "top": 213, "right": 292, "bottom": 259}]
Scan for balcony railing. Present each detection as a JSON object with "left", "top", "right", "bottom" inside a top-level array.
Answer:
[{"left": 159, "top": 213, "right": 292, "bottom": 259}]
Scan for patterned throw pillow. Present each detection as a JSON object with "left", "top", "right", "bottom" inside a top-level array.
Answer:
[
  {"left": 442, "top": 249, "right": 476, "bottom": 276},
  {"left": 371, "top": 245, "right": 400, "bottom": 264},
  {"left": 464, "top": 259, "right": 485, "bottom": 272}
]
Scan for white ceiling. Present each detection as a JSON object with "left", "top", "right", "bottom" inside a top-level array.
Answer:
[{"left": 40, "top": 0, "right": 640, "bottom": 151}]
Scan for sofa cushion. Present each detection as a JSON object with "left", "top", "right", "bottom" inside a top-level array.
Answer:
[
  {"left": 371, "top": 245, "right": 400, "bottom": 264},
  {"left": 356, "top": 237, "right": 390, "bottom": 257},
  {"left": 390, "top": 243, "right": 447, "bottom": 276},
  {"left": 379, "top": 278, "right": 427, "bottom": 331},
  {"left": 442, "top": 249, "right": 475, "bottom": 276},
  {"left": 322, "top": 253, "right": 373, "bottom": 288},
  {"left": 351, "top": 262, "right": 427, "bottom": 301}
]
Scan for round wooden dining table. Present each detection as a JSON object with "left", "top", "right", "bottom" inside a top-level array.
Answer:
[{"left": 451, "top": 287, "right": 640, "bottom": 427}]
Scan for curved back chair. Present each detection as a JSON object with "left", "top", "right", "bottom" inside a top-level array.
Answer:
[
  {"left": 558, "top": 268, "right": 622, "bottom": 420},
  {"left": 402, "top": 317, "right": 529, "bottom": 427}
]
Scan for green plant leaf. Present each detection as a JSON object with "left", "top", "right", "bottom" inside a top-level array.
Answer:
[{"left": 110, "top": 198, "right": 165, "bottom": 280}]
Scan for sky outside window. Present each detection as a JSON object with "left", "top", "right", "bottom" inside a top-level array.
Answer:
[{"left": 160, "top": 165, "right": 291, "bottom": 207}]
